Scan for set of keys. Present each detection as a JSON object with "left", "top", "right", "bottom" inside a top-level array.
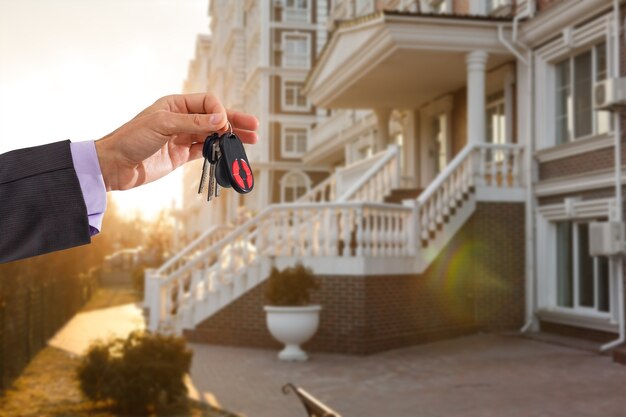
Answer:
[{"left": 198, "top": 124, "right": 254, "bottom": 202}]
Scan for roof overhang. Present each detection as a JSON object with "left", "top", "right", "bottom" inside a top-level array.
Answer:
[{"left": 304, "top": 12, "right": 515, "bottom": 109}]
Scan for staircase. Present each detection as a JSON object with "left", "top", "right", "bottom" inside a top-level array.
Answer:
[{"left": 144, "top": 143, "right": 525, "bottom": 333}]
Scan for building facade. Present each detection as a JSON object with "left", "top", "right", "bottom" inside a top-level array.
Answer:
[{"left": 150, "top": 0, "right": 625, "bottom": 361}]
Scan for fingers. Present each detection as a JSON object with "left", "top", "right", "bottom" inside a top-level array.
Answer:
[
  {"left": 234, "top": 128, "right": 258, "bottom": 144},
  {"left": 150, "top": 111, "right": 226, "bottom": 135},
  {"left": 188, "top": 142, "right": 204, "bottom": 161},
  {"left": 227, "top": 110, "right": 259, "bottom": 132}
]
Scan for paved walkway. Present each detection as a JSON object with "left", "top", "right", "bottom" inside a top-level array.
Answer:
[
  {"left": 188, "top": 334, "right": 626, "bottom": 417},
  {"left": 48, "top": 287, "right": 144, "bottom": 355}
]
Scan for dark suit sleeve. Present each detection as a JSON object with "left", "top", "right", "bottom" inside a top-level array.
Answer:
[{"left": 0, "top": 140, "right": 91, "bottom": 263}]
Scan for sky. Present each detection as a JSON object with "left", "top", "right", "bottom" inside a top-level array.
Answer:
[{"left": 0, "top": 0, "right": 209, "bottom": 219}]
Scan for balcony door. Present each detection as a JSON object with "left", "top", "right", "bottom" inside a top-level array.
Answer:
[{"left": 419, "top": 96, "right": 453, "bottom": 188}]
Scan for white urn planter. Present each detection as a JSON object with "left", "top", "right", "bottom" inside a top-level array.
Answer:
[{"left": 264, "top": 305, "right": 322, "bottom": 361}]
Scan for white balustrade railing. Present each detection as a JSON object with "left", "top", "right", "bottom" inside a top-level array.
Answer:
[
  {"left": 309, "top": 110, "right": 375, "bottom": 151},
  {"left": 149, "top": 201, "right": 413, "bottom": 331},
  {"left": 417, "top": 143, "right": 524, "bottom": 243},
  {"left": 338, "top": 145, "right": 400, "bottom": 202},
  {"left": 297, "top": 174, "right": 337, "bottom": 203},
  {"left": 155, "top": 225, "right": 232, "bottom": 278}
]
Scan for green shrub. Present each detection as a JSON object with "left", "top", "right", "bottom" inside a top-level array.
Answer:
[
  {"left": 264, "top": 263, "right": 319, "bottom": 306},
  {"left": 77, "top": 330, "right": 193, "bottom": 415}
]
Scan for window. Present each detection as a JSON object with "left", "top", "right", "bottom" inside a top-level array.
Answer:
[
  {"left": 486, "top": 93, "right": 506, "bottom": 146},
  {"left": 486, "top": 92, "right": 506, "bottom": 162},
  {"left": 423, "top": 0, "right": 450, "bottom": 13},
  {"left": 282, "top": 127, "right": 308, "bottom": 157},
  {"left": 487, "top": 0, "right": 510, "bottom": 12},
  {"left": 555, "top": 42, "right": 611, "bottom": 144},
  {"left": 284, "top": 0, "right": 308, "bottom": 22},
  {"left": 283, "top": 33, "right": 310, "bottom": 68},
  {"left": 282, "top": 80, "right": 309, "bottom": 111},
  {"left": 281, "top": 171, "right": 309, "bottom": 202},
  {"left": 432, "top": 113, "right": 448, "bottom": 175},
  {"left": 556, "top": 221, "right": 610, "bottom": 313}
]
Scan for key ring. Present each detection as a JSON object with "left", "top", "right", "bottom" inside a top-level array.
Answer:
[{"left": 226, "top": 120, "right": 233, "bottom": 135}]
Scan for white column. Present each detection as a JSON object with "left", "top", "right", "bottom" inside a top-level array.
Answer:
[
  {"left": 374, "top": 108, "right": 392, "bottom": 152},
  {"left": 466, "top": 50, "right": 488, "bottom": 144}
]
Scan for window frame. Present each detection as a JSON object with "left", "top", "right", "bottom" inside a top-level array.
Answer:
[
  {"left": 554, "top": 220, "right": 612, "bottom": 317},
  {"left": 553, "top": 42, "right": 611, "bottom": 145},
  {"left": 281, "top": 31, "right": 311, "bottom": 69},
  {"left": 280, "top": 170, "right": 311, "bottom": 202},
  {"left": 283, "top": 0, "right": 310, "bottom": 23},
  {"left": 281, "top": 125, "right": 309, "bottom": 158},
  {"left": 281, "top": 79, "right": 310, "bottom": 112}
]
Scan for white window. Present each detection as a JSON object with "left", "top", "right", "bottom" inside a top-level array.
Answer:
[
  {"left": 486, "top": 92, "right": 506, "bottom": 162},
  {"left": 555, "top": 42, "right": 611, "bottom": 145},
  {"left": 422, "top": 0, "right": 451, "bottom": 13},
  {"left": 486, "top": 93, "right": 506, "bottom": 146},
  {"left": 282, "top": 80, "right": 309, "bottom": 111},
  {"left": 487, "top": 0, "right": 510, "bottom": 13},
  {"left": 284, "top": 0, "right": 309, "bottom": 22},
  {"left": 432, "top": 113, "right": 449, "bottom": 175},
  {"left": 555, "top": 221, "right": 610, "bottom": 314},
  {"left": 282, "top": 126, "right": 308, "bottom": 157},
  {"left": 282, "top": 33, "right": 310, "bottom": 68},
  {"left": 281, "top": 171, "right": 310, "bottom": 202}
]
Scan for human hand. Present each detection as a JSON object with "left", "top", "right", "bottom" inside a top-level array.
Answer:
[{"left": 94, "top": 93, "right": 259, "bottom": 191}]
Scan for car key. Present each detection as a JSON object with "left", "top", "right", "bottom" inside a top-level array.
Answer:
[
  {"left": 198, "top": 125, "right": 254, "bottom": 202},
  {"left": 198, "top": 133, "right": 220, "bottom": 200}
]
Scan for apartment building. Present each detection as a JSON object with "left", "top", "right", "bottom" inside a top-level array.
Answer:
[{"left": 148, "top": 0, "right": 625, "bottom": 361}]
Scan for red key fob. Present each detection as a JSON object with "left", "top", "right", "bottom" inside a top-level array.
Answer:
[{"left": 216, "top": 132, "right": 254, "bottom": 194}]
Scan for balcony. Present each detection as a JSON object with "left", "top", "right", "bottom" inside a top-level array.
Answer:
[{"left": 304, "top": 110, "right": 376, "bottom": 165}]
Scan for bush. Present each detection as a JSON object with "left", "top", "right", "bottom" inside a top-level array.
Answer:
[
  {"left": 264, "top": 263, "right": 319, "bottom": 306},
  {"left": 77, "top": 330, "right": 193, "bottom": 415}
]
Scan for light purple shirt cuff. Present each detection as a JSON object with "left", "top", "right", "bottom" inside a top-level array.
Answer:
[{"left": 70, "top": 141, "right": 107, "bottom": 236}]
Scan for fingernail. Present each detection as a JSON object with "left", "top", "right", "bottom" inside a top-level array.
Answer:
[{"left": 210, "top": 113, "right": 223, "bottom": 125}]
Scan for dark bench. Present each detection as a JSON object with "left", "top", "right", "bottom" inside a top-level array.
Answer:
[{"left": 283, "top": 383, "right": 342, "bottom": 417}]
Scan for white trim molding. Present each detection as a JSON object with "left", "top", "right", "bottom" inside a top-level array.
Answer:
[
  {"left": 537, "top": 198, "right": 614, "bottom": 221},
  {"left": 537, "top": 309, "right": 618, "bottom": 333},
  {"left": 535, "top": 133, "right": 614, "bottom": 162},
  {"left": 534, "top": 169, "right": 626, "bottom": 198},
  {"left": 519, "top": 0, "right": 612, "bottom": 47}
]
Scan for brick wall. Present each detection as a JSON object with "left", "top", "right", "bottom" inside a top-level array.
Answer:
[
  {"left": 539, "top": 144, "right": 626, "bottom": 181},
  {"left": 185, "top": 202, "right": 526, "bottom": 354}
]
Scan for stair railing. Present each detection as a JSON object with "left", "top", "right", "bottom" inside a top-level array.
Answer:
[
  {"left": 148, "top": 201, "right": 413, "bottom": 331},
  {"left": 416, "top": 142, "right": 524, "bottom": 244},
  {"left": 338, "top": 145, "right": 400, "bottom": 202},
  {"left": 296, "top": 173, "right": 337, "bottom": 203},
  {"left": 155, "top": 225, "right": 232, "bottom": 278}
]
